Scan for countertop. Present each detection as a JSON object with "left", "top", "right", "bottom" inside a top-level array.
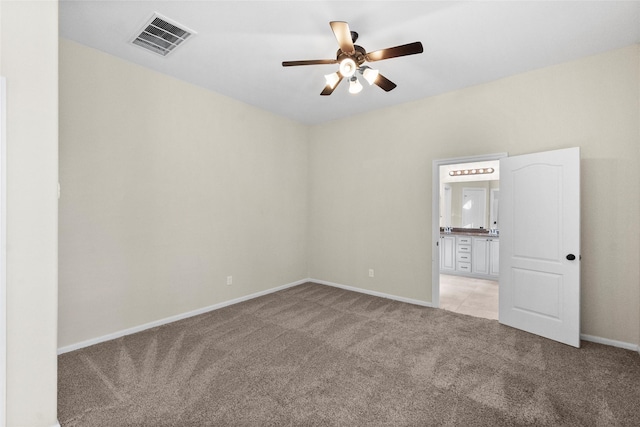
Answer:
[{"left": 440, "top": 228, "right": 499, "bottom": 237}]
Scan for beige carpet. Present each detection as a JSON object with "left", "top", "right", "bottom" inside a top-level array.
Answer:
[{"left": 58, "top": 282, "right": 640, "bottom": 426}]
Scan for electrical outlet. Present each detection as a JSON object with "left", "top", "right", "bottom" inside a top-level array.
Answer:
[
  {"left": 368, "top": 269, "right": 374, "bottom": 278},
  {"left": 226, "top": 276, "right": 233, "bottom": 286}
]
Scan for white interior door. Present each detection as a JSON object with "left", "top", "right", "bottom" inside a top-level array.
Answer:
[
  {"left": 461, "top": 188, "right": 486, "bottom": 228},
  {"left": 499, "top": 147, "right": 580, "bottom": 347}
]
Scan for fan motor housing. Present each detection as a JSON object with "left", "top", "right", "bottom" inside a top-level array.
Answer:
[{"left": 336, "top": 45, "right": 367, "bottom": 67}]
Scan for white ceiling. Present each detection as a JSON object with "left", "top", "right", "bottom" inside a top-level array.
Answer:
[{"left": 59, "top": 1, "right": 640, "bottom": 125}]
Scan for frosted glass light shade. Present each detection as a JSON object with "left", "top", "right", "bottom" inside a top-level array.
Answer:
[
  {"left": 324, "top": 72, "right": 341, "bottom": 89},
  {"left": 362, "top": 67, "right": 379, "bottom": 85},
  {"left": 349, "top": 77, "right": 363, "bottom": 94},
  {"left": 339, "top": 58, "right": 357, "bottom": 77}
]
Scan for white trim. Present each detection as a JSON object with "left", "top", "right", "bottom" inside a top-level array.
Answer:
[
  {"left": 0, "top": 77, "right": 7, "bottom": 427},
  {"left": 57, "top": 278, "right": 308, "bottom": 354},
  {"left": 431, "top": 153, "right": 508, "bottom": 309},
  {"left": 310, "top": 278, "right": 434, "bottom": 308},
  {"left": 51, "top": 422, "right": 61, "bottom": 427},
  {"left": 56, "top": 276, "right": 640, "bottom": 356},
  {"left": 580, "top": 334, "right": 640, "bottom": 353},
  {"left": 315, "top": 281, "right": 640, "bottom": 353}
]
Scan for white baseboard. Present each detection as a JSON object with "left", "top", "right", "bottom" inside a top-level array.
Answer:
[
  {"left": 57, "top": 278, "right": 309, "bottom": 355},
  {"left": 58, "top": 278, "right": 639, "bottom": 356},
  {"left": 313, "top": 280, "right": 640, "bottom": 354},
  {"left": 310, "top": 278, "right": 434, "bottom": 308},
  {"left": 580, "top": 333, "right": 640, "bottom": 353}
]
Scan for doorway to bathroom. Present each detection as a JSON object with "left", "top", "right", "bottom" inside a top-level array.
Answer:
[
  {"left": 433, "top": 149, "right": 581, "bottom": 345},
  {"left": 432, "top": 153, "right": 506, "bottom": 320}
]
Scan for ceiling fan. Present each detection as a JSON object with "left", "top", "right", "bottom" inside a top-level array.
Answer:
[{"left": 282, "top": 21, "right": 423, "bottom": 96}]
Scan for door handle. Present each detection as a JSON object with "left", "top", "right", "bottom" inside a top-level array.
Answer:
[{"left": 566, "top": 254, "right": 576, "bottom": 261}]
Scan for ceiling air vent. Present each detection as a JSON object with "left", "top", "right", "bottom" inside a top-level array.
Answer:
[{"left": 131, "top": 13, "right": 196, "bottom": 57}]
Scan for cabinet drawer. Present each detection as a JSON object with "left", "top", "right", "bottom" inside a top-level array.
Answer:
[
  {"left": 457, "top": 244, "right": 471, "bottom": 253},
  {"left": 457, "top": 253, "right": 471, "bottom": 262},
  {"left": 457, "top": 262, "right": 472, "bottom": 272},
  {"left": 457, "top": 237, "right": 472, "bottom": 245}
]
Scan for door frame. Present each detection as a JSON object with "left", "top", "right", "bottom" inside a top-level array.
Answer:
[
  {"left": 431, "top": 152, "right": 507, "bottom": 307},
  {"left": 1, "top": 77, "right": 6, "bottom": 427}
]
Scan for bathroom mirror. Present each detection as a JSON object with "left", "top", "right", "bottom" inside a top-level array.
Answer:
[{"left": 440, "top": 180, "right": 499, "bottom": 229}]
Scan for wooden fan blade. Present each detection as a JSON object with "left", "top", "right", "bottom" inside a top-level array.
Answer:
[
  {"left": 374, "top": 73, "right": 397, "bottom": 92},
  {"left": 330, "top": 21, "right": 355, "bottom": 54},
  {"left": 282, "top": 59, "right": 338, "bottom": 67},
  {"left": 365, "top": 41, "right": 424, "bottom": 62},
  {"left": 320, "top": 75, "right": 344, "bottom": 96}
]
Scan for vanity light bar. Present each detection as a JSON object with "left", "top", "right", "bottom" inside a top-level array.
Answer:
[{"left": 449, "top": 167, "right": 495, "bottom": 177}]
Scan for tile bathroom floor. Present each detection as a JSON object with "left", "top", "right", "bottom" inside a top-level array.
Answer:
[{"left": 439, "top": 274, "right": 499, "bottom": 320}]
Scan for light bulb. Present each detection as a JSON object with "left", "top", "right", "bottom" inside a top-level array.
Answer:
[
  {"left": 362, "top": 67, "right": 379, "bottom": 85},
  {"left": 339, "top": 58, "right": 357, "bottom": 77},
  {"left": 349, "top": 77, "right": 363, "bottom": 94},
  {"left": 324, "top": 72, "right": 341, "bottom": 89}
]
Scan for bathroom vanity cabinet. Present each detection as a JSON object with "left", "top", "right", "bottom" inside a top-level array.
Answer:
[
  {"left": 439, "top": 232, "right": 499, "bottom": 279},
  {"left": 439, "top": 235, "right": 456, "bottom": 272}
]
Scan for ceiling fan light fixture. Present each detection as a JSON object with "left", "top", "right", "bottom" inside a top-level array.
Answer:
[
  {"left": 282, "top": 21, "right": 424, "bottom": 97},
  {"left": 361, "top": 67, "right": 379, "bottom": 85},
  {"left": 324, "top": 72, "right": 341, "bottom": 89},
  {"left": 349, "top": 76, "right": 363, "bottom": 94},
  {"left": 339, "top": 58, "right": 357, "bottom": 77}
]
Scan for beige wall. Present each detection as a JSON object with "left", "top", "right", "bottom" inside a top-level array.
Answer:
[
  {"left": 58, "top": 39, "right": 308, "bottom": 348},
  {"left": 1, "top": 1, "right": 59, "bottom": 426},
  {"left": 308, "top": 45, "right": 640, "bottom": 346}
]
